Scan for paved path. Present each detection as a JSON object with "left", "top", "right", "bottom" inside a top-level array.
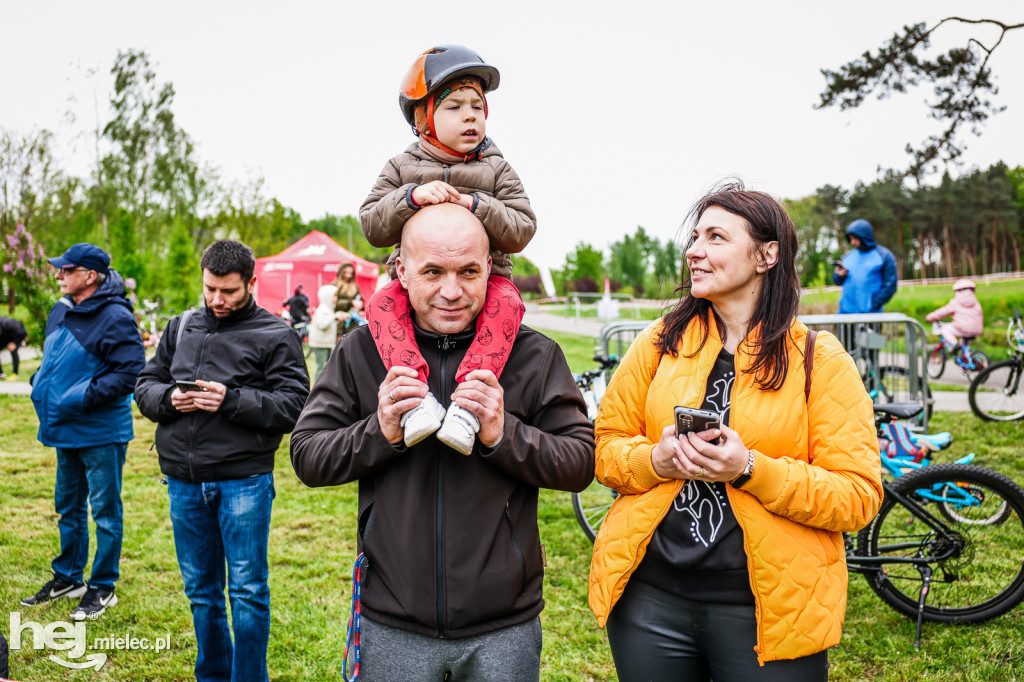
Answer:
[
  {"left": 931, "top": 391, "right": 970, "bottom": 413},
  {"left": 522, "top": 309, "right": 606, "bottom": 338},
  {"left": 0, "top": 380, "right": 31, "bottom": 395}
]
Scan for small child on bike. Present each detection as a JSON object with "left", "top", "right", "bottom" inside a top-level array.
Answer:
[
  {"left": 359, "top": 45, "right": 536, "bottom": 454},
  {"left": 925, "top": 279, "right": 984, "bottom": 346}
]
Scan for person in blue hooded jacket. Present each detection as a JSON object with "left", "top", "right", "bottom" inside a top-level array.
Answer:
[
  {"left": 23, "top": 243, "right": 145, "bottom": 621},
  {"left": 832, "top": 219, "right": 899, "bottom": 313}
]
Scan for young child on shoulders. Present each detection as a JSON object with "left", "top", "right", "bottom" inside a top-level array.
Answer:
[
  {"left": 360, "top": 44, "right": 536, "bottom": 454},
  {"left": 925, "top": 279, "right": 984, "bottom": 346}
]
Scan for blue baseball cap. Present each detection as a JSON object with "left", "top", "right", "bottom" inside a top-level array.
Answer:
[{"left": 48, "top": 243, "right": 111, "bottom": 276}]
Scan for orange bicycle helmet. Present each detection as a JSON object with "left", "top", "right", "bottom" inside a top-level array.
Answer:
[{"left": 399, "top": 45, "right": 500, "bottom": 126}]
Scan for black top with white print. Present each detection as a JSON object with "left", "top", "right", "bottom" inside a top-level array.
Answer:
[{"left": 632, "top": 348, "right": 754, "bottom": 604}]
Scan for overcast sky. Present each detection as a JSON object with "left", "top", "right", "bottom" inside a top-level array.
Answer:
[{"left": 3, "top": 1, "right": 1022, "bottom": 269}]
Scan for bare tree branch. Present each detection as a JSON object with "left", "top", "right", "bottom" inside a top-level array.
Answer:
[{"left": 816, "top": 17, "right": 1022, "bottom": 181}]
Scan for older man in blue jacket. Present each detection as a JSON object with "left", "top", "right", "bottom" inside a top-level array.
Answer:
[
  {"left": 832, "top": 219, "right": 899, "bottom": 313},
  {"left": 23, "top": 243, "right": 145, "bottom": 621}
]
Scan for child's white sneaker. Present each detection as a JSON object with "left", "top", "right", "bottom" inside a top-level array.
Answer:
[
  {"left": 401, "top": 392, "right": 445, "bottom": 447},
  {"left": 436, "top": 402, "right": 480, "bottom": 455}
]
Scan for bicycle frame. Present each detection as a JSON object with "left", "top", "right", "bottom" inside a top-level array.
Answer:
[
  {"left": 935, "top": 337, "right": 983, "bottom": 372},
  {"left": 847, "top": 482, "right": 962, "bottom": 570},
  {"left": 881, "top": 453, "right": 988, "bottom": 506},
  {"left": 1002, "top": 353, "right": 1024, "bottom": 396},
  {"left": 846, "top": 480, "right": 967, "bottom": 649}
]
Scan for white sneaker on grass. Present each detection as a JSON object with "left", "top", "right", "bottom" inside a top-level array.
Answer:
[
  {"left": 436, "top": 403, "right": 480, "bottom": 455},
  {"left": 401, "top": 392, "right": 446, "bottom": 446}
]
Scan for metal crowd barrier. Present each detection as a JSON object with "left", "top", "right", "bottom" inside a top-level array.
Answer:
[
  {"left": 800, "top": 313, "right": 932, "bottom": 429},
  {"left": 595, "top": 313, "right": 932, "bottom": 430},
  {"left": 597, "top": 321, "right": 654, "bottom": 363}
]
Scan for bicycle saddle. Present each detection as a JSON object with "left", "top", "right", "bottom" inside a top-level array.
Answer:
[{"left": 873, "top": 402, "right": 923, "bottom": 419}]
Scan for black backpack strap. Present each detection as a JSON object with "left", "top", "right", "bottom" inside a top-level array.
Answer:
[
  {"left": 174, "top": 308, "right": 195, "bottom": 350},
  {"left": 804, "top": 329, "right": 818, "bottom": 402}
]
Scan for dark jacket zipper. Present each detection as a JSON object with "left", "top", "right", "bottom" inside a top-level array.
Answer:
[
  {"left": 187, "top": 331, "right": 211, "bottom": 481},
  {"left": 435, "top": 335, "right": 451, "bottom": 638},
  {"left": 505, "top": 501, "right": 528, "bottom": 595}
]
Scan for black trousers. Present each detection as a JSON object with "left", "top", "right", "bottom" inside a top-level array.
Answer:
[
  {"left": 2, "top": 345, "right": 18, "bottom": 374},
  {"left": 606, "top": 578, "right": 829, "bottom": 682}
]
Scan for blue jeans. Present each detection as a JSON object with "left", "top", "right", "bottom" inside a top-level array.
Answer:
[
  {"left": 52, "top": 443, "right": 127, "bottom": 591},
  {"left": 167, "top": 474, "right": 275, "bottom": 682}
]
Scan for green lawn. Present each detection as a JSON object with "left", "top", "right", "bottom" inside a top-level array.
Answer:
[{"left": 3, "top": 330, "right": 1024, "bottom": 680}]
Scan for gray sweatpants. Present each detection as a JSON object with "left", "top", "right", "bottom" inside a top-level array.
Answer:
[{"left": 355, "top": 615, "right": 542, "bottom": 682}]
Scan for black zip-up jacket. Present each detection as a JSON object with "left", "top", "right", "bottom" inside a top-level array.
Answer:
[
  {"left": 290, "top": 321, "right": 595, "bottom": 639},
  {"left": 135, "top": 298, "right": 309, "bottom": 482}
]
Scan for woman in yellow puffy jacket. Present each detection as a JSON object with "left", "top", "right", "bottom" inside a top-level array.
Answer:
[{"left": 589, "top": 183, "right": 882, "bottom": 680}]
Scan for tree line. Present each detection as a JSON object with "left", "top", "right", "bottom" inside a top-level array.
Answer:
[
  {"left": 553, "top": 163, "right": 1024, "bottom": 300},
  {"left": 0, "top": 50, "right": 390, "bottom": 342},
  {"left": 2, "top": 50, "right": 1023, "bottom": 345},
  {"left": 788, "top": 164, "right": 1024, "bottom": 288}
]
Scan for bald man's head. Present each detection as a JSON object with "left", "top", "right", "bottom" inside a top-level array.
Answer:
[
  {"left": 396, "top": 204, "right": 492, "bottom": 335},
  {"left": 400, "top": 203, "right": 489, "bottom": 258}
]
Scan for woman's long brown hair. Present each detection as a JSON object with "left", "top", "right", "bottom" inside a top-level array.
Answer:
[{"left": 656, "top": 181, "right": 800, "bottom": 391}]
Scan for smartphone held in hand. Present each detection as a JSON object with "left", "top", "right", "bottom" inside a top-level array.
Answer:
[
  {"left": 674, "top": 406, "right": 722, "bottom": 445},
  {"left": 175, "top": 380, "right": 206, "bottom": 393}
]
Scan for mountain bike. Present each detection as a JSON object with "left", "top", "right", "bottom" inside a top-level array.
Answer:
[
  {"left": 927, "top": 323, "right": 989, "bottom": 379},
  {"left": 849, "top": 461, "right": 1024, "bottom": 647},
  {"left": 969, "top": 309, "right": 1024, "bottom": 422}
]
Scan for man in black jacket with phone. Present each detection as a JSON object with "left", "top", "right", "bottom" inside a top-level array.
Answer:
[
  {"left": 290, "top": 203, "right": 595, "bottom": 681},
  {"left": 135, "top": 239, "right": 308, "bottom": 682}
]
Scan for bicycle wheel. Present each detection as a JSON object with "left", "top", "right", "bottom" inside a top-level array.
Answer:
[
  {"left": 969, "top": 360, "right": 1024, "bottom": 422},
  {"left": 969, "top": 351, "right": 989, "bottom": 373},
  {"left": 857, "top": 463, "right": 1024, "bottom": 623},
  {"left": 927, "top": 346, "right": 947, "bottom": 379},
  {"left": 936, "top": 480, "right": 1012, "bottom": 526},
  {"left": 572, "top": 481, "right": 619, "bottom": 542}
]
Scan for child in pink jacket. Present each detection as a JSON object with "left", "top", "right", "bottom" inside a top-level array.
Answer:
[{"left": 926, "top": 279, "right": 984, "bottom": 346}]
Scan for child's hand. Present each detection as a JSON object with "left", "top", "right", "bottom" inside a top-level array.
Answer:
[
  {"left": 451, "top": 193, "right": 475, "bottom": 210},
  {"left": 412, "top": 181, "right": 461, "bottom": 206}
]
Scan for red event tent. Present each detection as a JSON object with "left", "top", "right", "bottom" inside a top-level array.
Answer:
[{"left": 253, "top": 231, "right": 379, "bottom": 312}]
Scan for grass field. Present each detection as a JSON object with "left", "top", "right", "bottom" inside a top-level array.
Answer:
[{"left": 3, "top": 328, "right": 1024, "bottom": 680}]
